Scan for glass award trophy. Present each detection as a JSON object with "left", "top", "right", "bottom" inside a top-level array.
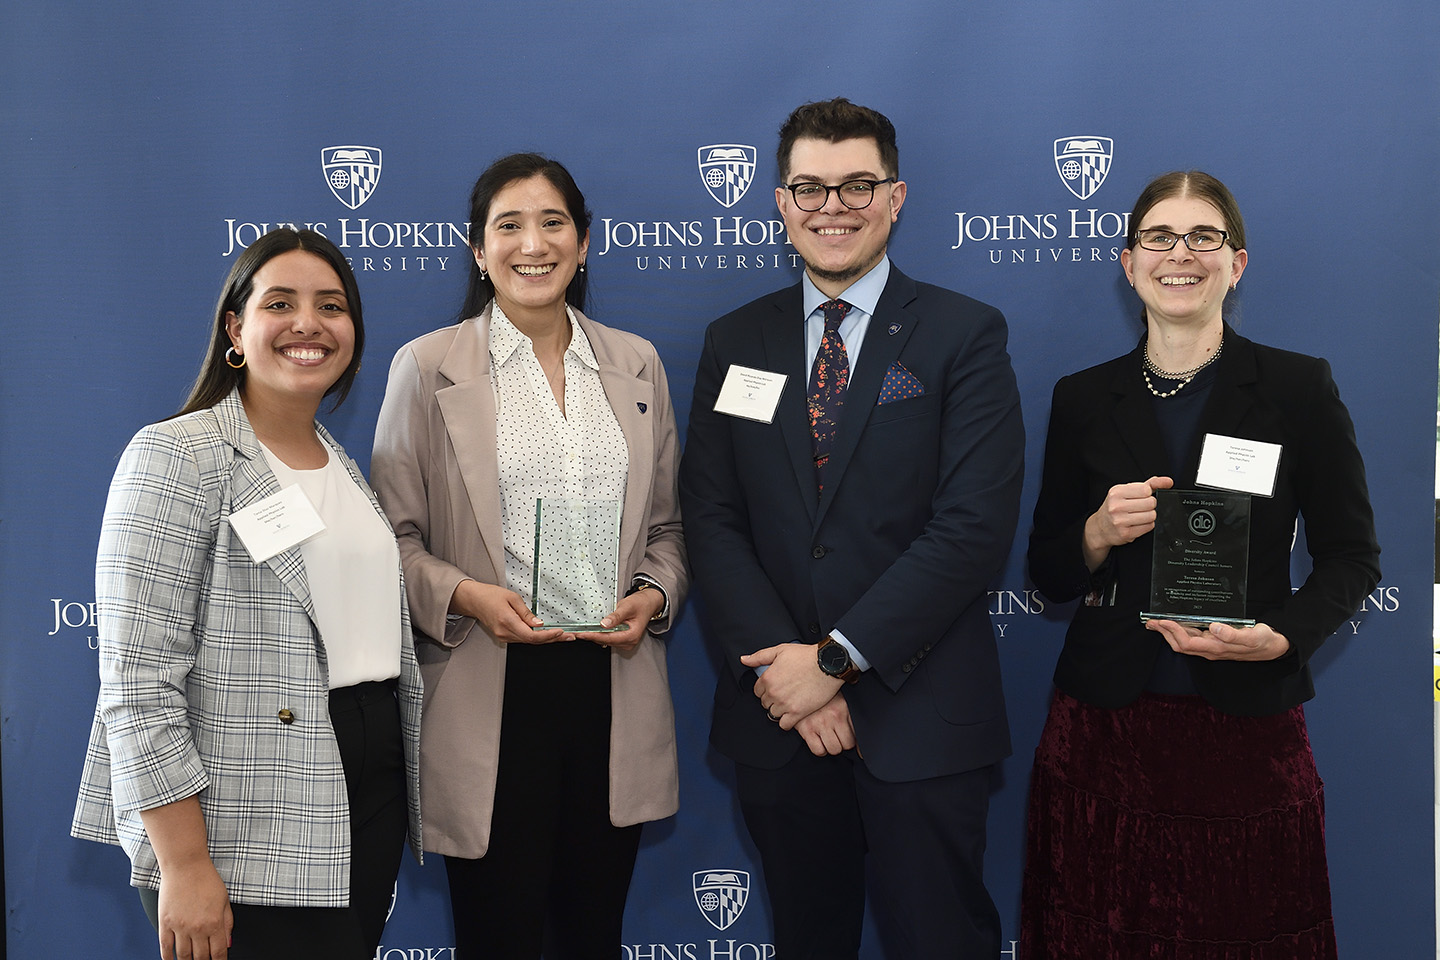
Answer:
[
  {"left": 530, "top": 498, "right": 625, "bottom": 633},
  {"left": 1141, "top": 489, "right": 1255, "bottom": 627}
]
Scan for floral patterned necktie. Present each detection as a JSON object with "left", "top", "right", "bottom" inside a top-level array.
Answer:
[{"left": 807, "top": 298, "right": 851, "bottom": 496}]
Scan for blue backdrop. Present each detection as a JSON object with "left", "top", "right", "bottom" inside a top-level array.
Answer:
[{"left": 4, "top": 3, "right": 1437, "bottom": 957}]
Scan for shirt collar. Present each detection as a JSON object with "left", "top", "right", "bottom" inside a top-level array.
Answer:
[
  {"left": 488, "top": 303, "right": 599, "bottom": 372},
  {"left": 801, "top": 256, "right": 891, "bottom": 320}
]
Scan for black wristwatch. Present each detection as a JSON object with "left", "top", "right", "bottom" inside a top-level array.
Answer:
[
  {"left": 626, "top": 580, "right": 667, "bottom": 622},
  {"left": 816, "top": 635, "right": 860, "bottom": 684}
]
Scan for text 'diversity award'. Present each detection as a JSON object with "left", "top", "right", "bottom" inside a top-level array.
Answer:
[
  {"left": 1142, "top": 489, "right": 1255, "bottom": 627},
  {"left": 531, "top": 498, "right": 624, "bottom": 633}
]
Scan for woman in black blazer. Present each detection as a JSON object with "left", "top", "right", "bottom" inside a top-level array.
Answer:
[{"left": 1019, "top": 171, "right": 1379, "bottom": 960}]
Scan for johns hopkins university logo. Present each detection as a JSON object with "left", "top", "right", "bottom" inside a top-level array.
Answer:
[
  {"left": 694, "top": 869, "right": 750, "bottom": 930},
  {"left": 322, "top": 145, "right": 383, "bottom": 209},
  {"left": 698, "top": 144, "right": 757, "bottom": 208},
  {"left": 1053, "top": 136, "right": 1113, "bottom": 200}
]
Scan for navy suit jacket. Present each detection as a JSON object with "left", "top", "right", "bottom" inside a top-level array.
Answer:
[
  {"left": 1027, "top": 327, "right": 1380, "bottom": 716},
  {"left": 680, "top": 266, "right": 1024, "bottom": 782}
]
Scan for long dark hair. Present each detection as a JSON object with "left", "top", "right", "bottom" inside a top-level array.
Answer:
[
  {"left": 178, "top": 228, "right": 364, "bottom": 416},
  {"left": 459, "top": 153, "right": 592, "bottom": 320}
]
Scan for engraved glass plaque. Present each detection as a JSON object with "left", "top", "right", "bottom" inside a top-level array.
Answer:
[
  {"left": 531, "top": 498, "right": 624, "bottom": 632},
  {"left": 1142, "top": 489, "right": 1255, "bottom": 627}
]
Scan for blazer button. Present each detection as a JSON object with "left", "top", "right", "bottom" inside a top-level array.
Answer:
[
  {"left": 277, "top": 708, "right": 295, "bottom": 725},
  {"left": 808, "top": 623, "right": 821, "bottom": 635},
  {"left": 811, "top": 545, "right": 827, "bottom": 559},
  {"left": 902, "top": 663, "right": 914, "bottom": 673}
]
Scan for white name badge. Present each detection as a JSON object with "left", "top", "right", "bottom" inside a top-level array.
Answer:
[
  {"left": 1196, "top": 433, "right": 1282, "bottom": 497},
  {"left": 229, "top": 484, "right": 327, "bottom": 562},
  {"left": 714, "top": 364, "right": 788, "bottom": 423}
]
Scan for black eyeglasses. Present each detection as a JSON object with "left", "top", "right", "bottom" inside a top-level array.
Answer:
[
  {"left": 783, "top": 178, "right": 896, "bottom": 212},
  {"left": 1135, "top": 228, "right": 1230, "bottom": 252}
]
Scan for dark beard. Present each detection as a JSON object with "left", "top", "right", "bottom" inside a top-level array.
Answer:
[
  {"left": 806, "top": 263, "right": 864, "bottom": 285},
  {"left": 803, "top": 250, "right": 884, "bottom": 288}
]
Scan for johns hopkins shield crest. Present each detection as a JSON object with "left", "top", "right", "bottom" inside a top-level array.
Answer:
[
  {"left": 693, "top": 870, "right": 749, "bottom": 930},
  {"left": 322, "top": 145, "right": 382, "bottom": 210},
  {"left": 698, "top": 144, "right": 757, "bottom": 208},
  {"left": 1053, "top": 137, "right": 1113, "bottom": 201}
]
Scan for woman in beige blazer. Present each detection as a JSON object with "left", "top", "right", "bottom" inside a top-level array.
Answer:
[{"left": 370, "top": 153, "right": 687, "bottom": 959}]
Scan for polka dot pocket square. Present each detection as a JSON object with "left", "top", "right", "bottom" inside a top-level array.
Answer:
[{"left": 877, "top": 362, "right": 925, "bottom": 404}]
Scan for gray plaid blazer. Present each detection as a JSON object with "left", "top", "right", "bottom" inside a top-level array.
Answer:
[{"left": 71, "top": 390, "right": 423, "bottom": 907}]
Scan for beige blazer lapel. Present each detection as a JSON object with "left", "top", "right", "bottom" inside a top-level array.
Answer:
[
  {"left": 579, "top": 310, "right": 657, "bottom": 584},
  {"left": 435, "top": 306, "right": 507, "bottom": 584}
]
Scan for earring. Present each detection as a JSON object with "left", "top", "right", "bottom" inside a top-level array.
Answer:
[
  {"left": 225, "top": 346, "right": 246, "bottom": 369},
  {"left": 479, "top": 267, "right": 488, "bottom": 281},
  {"left": 579, "top": 262, "right": 586, "bottom": 273}
]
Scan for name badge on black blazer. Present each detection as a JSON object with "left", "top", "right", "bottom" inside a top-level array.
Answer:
[
  {"left": 1196, "top": 434, "right": 1281, "bottom": 497},
  {"left": 714, "top": 364, "right": 787, "bottom": 423}
]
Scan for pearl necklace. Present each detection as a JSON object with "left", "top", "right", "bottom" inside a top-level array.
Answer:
[{"left": 1142, "top": 336, "right": 1223, "bottom": 398}]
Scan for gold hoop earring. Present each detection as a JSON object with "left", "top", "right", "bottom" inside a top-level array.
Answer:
[{"left": 225, "top": 347, "right": 246, "bottom": 369}]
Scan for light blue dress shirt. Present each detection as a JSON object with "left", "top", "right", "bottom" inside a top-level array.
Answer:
[
  {"left": 793, "top": 257, "right": 893, "bottom": 674},
  {"left": 801, "top": 256, "right": 891, "bottom": 379}
]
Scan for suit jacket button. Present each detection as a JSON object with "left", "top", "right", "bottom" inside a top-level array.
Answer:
[
  {"left": 277, "top": 708, "right": 295, "bottom": 725},
  {"left": 811, "top": 545, "right": 826, "bottom": 559},
  {"left": 902, "top": 663, "right": 914, "bottom": 673},
  {"left": 808, "top": 623, "right": 821, "bottom": 635}
]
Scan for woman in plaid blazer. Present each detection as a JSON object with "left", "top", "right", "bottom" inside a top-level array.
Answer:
[{"left": 72, "top": 229, "right": 422, "bottom": 960}]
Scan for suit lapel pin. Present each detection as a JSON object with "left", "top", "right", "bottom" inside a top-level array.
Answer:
[
  {"left": 637, "top": 401, "right": 648, "bottom": 414},
  {"left": 887, "top": 322, "right": 902, "bottom": 336}
]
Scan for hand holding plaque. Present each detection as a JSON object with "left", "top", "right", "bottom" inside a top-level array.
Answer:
[
  {"left": 531, "top": 498, "right": 625, "bottom": 633},
  {"left": 1141, "top": 489, "right": 1255, "bottom": 628}
]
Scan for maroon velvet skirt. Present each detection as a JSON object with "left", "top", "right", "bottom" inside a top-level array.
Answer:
[{"left": 1019, "top": 690, "right": 1337, "bottom": 960}]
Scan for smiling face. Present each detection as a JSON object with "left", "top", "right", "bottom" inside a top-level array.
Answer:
[
  {"left": 474, "top": 174, "right": 589, "bottom": 326},
  {"left": 776, "top": 137, "right": 906, "bottom": 299},
  {"left": 225, "top": 249, "right": 355, "bottom": 409},
  {"left": 1121, "top": 194, "right": 1247, "bottom": 332}
]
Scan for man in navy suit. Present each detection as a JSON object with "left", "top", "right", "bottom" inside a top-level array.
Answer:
[{"left": 680, "top": 98, "right": 1025, "bottom": 958}]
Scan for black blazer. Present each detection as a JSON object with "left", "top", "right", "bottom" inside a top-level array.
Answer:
[
  {"left": 1028, "top": 326, "right": 1380, "bottom": 716},
  {"left": 680, "top": 266, "right": 1025, "bottom": 781}
]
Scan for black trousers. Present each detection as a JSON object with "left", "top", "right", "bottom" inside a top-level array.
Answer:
[
  {"left": 140, "top": 679, "right": 407, "bottom": 959},
  {"left": 735, "top": 748, "right": 1000, "bottom": 960},
  {"left": 445, "top": 641, "right": 642, "bottom": 960}
]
